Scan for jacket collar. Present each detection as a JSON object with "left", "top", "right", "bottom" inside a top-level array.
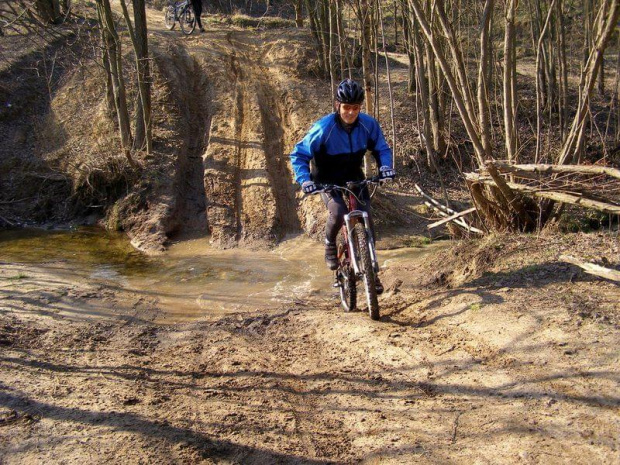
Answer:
[{"left": 335, "top": 112, "right": 359, "bottom": 133}]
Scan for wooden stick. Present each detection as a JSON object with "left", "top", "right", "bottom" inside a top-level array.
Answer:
[
  {"left": 427, "top": 207, "right": 477, "bottom": 229},
  {"left": 423, "top": 201, "right": 484, "bottom": 234},
  {"left": 560, "top": 255, "right": 620, "bottom": 283},
  {"left": 416, "top": 184, "right": 456, "bottom": 214},
  {"left": 0, "top": 215, "right": 16, "bottom": 226}
]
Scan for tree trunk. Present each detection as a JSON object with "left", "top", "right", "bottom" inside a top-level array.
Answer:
[
  {"left": 96, "top": 0, "right": 134, "bottom": 164},
  {"left": 294, "top": 0, "right": 303, "bottom": 27},
  {"left": 503, "top": 0, "right": 518, "bottom": 162},
  {"left": 477, "top": 0, "right": 494, "bottom": 159},
  {"left": 335, "top": 0, "right": 346, "bottom": 80},
  {"left": 360, "top": 0, "right": 374, "bottom": 116},
  {"left": 401, "top": 0, "right": 417, "bottom": 92},
  {"left": 425, "top": 41, "right": 445, "bottom": 157},
  {"left": 32, "top": 0, "right": 61, "bottom": 24},
  {"left": 557, "top": 0, "right": 568, "bottom": 140},
  {"left": 535, "top": 0, "right": 557, "bottom": 163},
  {"left": 319, "top": 0, "right": 330, "bottom": 77},
  {"left": 304, "top": 0, "right": 327, "bottom": 77},
  {"left": 96, "top": 5, "right": 116, "bottom": 117},
  {"left": 132, "top": 0, "right": 151, "bottom": 154},
  {"left": 328, "top": 0, "right": 336, "bottom": 94},
  {"left": 411, "top": 18, "right": 435, "bottom": 170}
]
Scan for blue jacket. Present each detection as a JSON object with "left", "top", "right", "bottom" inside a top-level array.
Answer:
[{"left": 290, "top": 113, "right": 393, "bottom": 186}]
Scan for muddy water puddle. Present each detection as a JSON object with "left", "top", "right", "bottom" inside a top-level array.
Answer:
[{"left": 0, "top": 228, "right": 445, "bottom": 323}]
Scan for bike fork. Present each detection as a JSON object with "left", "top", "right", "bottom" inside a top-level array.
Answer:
[{"left": 344, "top": 211, "right": 379, "bottom": 275}]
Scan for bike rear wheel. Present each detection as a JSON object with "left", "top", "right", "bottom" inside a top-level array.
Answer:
[
  {"left": 164, "top": 6, "right": 176, "bottom": 30},
  {"left": 180, "top": 6, "right": 196, "bottom": 35},
  {"left": 353, "top": 223, "right": 379, "bottom": 320}
]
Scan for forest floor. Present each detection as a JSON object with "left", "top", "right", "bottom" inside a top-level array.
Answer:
[
  {"left": 1, "top": 4, "right": 619, "bottom": 465},
  {"left": 1, "top": 230, "right": 619, "bottom": 464}
]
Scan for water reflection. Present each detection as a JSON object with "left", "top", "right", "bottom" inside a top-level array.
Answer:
[
  {"left": 0, "top": 228, "right": 445, "bottom": 323},
  {"left": 0, "top": 228, "right": 330, "bottom": 322}
]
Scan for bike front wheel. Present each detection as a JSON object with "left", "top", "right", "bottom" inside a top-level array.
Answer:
[
  {"left": 336, "top": 232, "right": 356, "bottom": 312},
  {"left": 337, "top": 266, "right": 356, "bottom": 312},
  {"left": 164, "top": 6, "right": 176, "bottom": 30},
  {"left": 353, "top": 223, "right": 379, "bottom": 320},
  {"left": 180, "top": 6, "right": 196, "bottom": 35}
]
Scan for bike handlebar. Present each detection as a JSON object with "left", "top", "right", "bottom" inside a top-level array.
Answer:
[{"left": 312, "top": 176, "right": 384, "bottom": 194}]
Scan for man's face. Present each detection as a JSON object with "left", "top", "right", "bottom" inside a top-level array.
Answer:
[{"left": 337, "top": 102, "right": 361, "bottom": 125}]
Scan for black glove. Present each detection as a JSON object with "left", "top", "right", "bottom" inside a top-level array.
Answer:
[
  {"left": 379, "top": 165, "right": 396, "bottom": 180},
  {"left": 302, "top": 180, "right": 318, "bottom": 194}
]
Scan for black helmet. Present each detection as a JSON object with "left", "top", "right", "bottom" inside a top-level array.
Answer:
[{"left": 336, "top": 79, "right": 364, "bottom": 104}]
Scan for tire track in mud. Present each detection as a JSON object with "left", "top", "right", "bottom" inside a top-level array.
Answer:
[
  {"left": 230, "top": 52, "right": 245, "bottom": 241},
  {"left": 179, "top": 55, "right": 210, "bottom": 232},
  {"left": 202, "top": 32, "right": 299, "bottom": 248}
]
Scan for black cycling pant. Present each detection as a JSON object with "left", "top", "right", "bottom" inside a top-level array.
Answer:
[
  {"left": 321, "top": 188, "right": 375, "bottom": 245},
  {"left": 191, "top": 0, "right": 203, "bottom": 29}
]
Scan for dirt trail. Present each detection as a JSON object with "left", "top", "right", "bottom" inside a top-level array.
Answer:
[
  {"left": 1, "top": 6, "right": 619, "bottom": 465},
  {"left": 181, "top": 27, "right": 311, "bottom": 248},
  {"left": 1, "top": 232, "right": 619, "bottom": 464}
]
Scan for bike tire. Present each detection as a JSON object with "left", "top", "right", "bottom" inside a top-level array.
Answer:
[
  {"left": 180, "top": 6, "right": 196, "bottom": 35},
  {"left": 336, "top": 232, "right": 356, "bottom": 311},
  {"left": 337, "top": 266, "right": 356, "bottom": 312},
  {"left": 164, "top": 6, "right": 176, "bottom": 30},
  {"left": 353, "top": 223, "right": 379, "bottom": 320}
]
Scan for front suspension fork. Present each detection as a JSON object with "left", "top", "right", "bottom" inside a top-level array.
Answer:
[{"left": 344, "top": 210, "right": 379, "bottom": 276}]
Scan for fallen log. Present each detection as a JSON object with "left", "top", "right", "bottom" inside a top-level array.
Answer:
[
  {"left": 466, "top": 174, "right": 620, "bottom": 215},
  {"left": 560, "top": 255, "right": 620, "bottom": 283},
  {"left": 490, "top": 161, "right": 620, "bottom": 180}
]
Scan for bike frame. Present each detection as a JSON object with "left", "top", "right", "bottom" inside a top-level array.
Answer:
[{"left": 174, "top": 0, "right": 189, "bottom": 20}]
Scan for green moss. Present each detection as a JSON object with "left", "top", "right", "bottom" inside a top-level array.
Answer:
[
  {"left": 7, "top": 273, "right": 29, "bottom": 280},
  {"left": 402, "top": 235, "right": 432, "bottom": 248}
]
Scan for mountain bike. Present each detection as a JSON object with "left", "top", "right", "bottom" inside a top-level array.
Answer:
[
  {"left": 164, "top": 0, "right": 196, "bottom": 35},
  {"left": 314, "top": 177, "right": 383, "bottom": 321}
]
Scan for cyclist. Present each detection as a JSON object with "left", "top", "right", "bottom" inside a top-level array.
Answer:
[
  {"left": 289, "top": 78, "right": 395, "bottom": 293},
  {"left": 191, "top": 0, "right": 205, "bottom": 32}
]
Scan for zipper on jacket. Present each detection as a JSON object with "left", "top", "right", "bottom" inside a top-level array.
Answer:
[{"left": 347, "top": 131, "right": 353, "bottom": 160}]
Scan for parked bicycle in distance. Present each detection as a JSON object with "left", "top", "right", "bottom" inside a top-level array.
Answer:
[
  {"left": 164, "top": 0, "right": 196, "bottom": 35},
  {"left": 312, "top": 177, "right": 384, "bottom": 321}
]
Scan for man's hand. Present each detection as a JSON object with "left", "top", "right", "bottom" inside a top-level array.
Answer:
[
  {"left": 302, "top": 180, "right": 318, "bottom": 194},
  {"left": 379, "top": 166, "right": 396, "bottom": 180}
]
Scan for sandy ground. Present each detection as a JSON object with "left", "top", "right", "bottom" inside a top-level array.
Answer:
[
  {"left": 1, "top": 4, "right": 619, "bottom": 464},
  {"left": 1, "top": 232, "right": 619, "bottom": 464}
]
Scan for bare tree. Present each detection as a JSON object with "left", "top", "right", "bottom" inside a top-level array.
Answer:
[
  {"left": 118, "top": 0, "right": 152, "bottom": 154},
  {"left": 558, "top": 0, "right": 620, "bottom": 164},
  {"left": 477, "top": 0, "right": 494, "bottom": 158},
  {"left": 535, "top": 0, "right": 557, "bottom": 163},
  {"left": 503, "top": 0, "right": 517, "bottom": 162},
  {"left": 96, "top": 0, "right": 135, "bottom": 166}
]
